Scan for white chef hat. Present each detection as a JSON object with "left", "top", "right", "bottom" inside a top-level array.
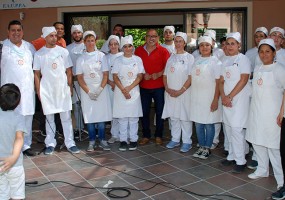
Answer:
[
  {"left": 164, "top": 26, "right": 175, "bottom": 34},
  {"left": 269, "top": 27, "right": 285, "bottom": 38},
  {"left": 255, "top": 27, "right": 268, "bottom": 36},
  {"left": 198, "top": 36, "right": 212, "bottom": 45},
  {"left": 226, "top": 32, "right": 241, "bottom": 43},
  {"left": 106, "top": 35, "right": 120, "bottom": 52},
  {"left": 83, "top": 31, "right": 96, "bottom": 40},
  {"left": 258, "top": 38, "right": 276, "bottom": 50},
  {"left": 175, "top": 32, "right": 187, "bottom": 43},
  {"left": 107, "top": 35, "right": 120, "bottom": 45},
  {"left": 71, "top": 24, "right": 83, "bottom": 34},
  {"left": 41, "top": 26, "right": 57, "bottom": 38},
  {"left": 204, "top": 29, "right": 216, "bottom": 41},
  {"left": 120, "top": 35, "right": 133, "bottom": 49}
]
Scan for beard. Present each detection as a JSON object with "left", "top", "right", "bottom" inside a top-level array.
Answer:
[{"left": 73, "top": 37, "right": 83, "bottom": 43}]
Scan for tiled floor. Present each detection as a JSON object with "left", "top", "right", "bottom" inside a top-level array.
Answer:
[{"left": 24, "top": 127, "right": 277, "bottom": 200}]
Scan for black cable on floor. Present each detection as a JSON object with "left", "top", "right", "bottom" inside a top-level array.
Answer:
[{"left": 26, "top": 153, "right": 244, "bottom": 200}]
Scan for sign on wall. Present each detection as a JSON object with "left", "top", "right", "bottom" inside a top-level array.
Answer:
[{"left": 1, "top": 0, "right": 205, "bottom": 9}]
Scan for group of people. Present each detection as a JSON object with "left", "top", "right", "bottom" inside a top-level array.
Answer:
[{"left": 1, "top": 18, "right": 285, "bottom": 200}]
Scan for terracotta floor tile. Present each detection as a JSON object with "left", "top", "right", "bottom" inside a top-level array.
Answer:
[{"left": 25, "top": 188, "right": 65, "bottom": 200}]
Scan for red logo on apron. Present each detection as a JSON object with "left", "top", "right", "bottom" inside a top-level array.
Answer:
[
  {"left": 18, "top": 59, "right": 24, "bottom": 65},
  {"left": 52, "top": 63, "right": 57, "bottom": 69},
  {"left": 170, "top": 67, "right": 175, "bottom": 73},
  {"left": 128, "top": 72, "right": 133, "bottom": 77},
  {"left": 226, "top": 71, "right": 231, "bottom": 78},
  {"left": 196, "top": 68, "right": 200, "bottom": 76},
  {"left": 90, "top": 73, "right": 95, "bottom": 78},
  {"left": 257, "top": 78, "right": 263, "bottom": 86}
]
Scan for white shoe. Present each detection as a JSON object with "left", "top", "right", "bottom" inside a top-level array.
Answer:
[
  {"left": 210, "top": 143, "right": 218, "bottom": 150},
  {"left": 108, "top": 137, "right": 119, "bottom": 144},
  {"left": 248, "top": 172, "right": 268, "bottom": 179}
]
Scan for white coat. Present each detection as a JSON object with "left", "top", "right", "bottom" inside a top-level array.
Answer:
[
  {"left": 162, "top": 52, "right": 194, "bottom": 121},
  {"left": 102, "top": 52, "right": 123, "bottom": 108},
  {"left": 189, "top": 56, "right": 222, "bottom": 124},
  {"left": 221, "top": 53, "right": 251, "bottom": 128},
  {"left": 66, "top": 42, "right": 85, "bottom": 103},
  {"left": 112, "top": 55, "right": 145, "bottom": 118},
  {"left": 1, "top": 39, "right": 35, "bottom": 116},
  {"left": 33, "top": 45, "right": 72, "bottom": 115},
  {"left": 76, "top": 50, "right": 112, "bottom": 123},
  {"left": 246, "top": 63, "right": 285, "bottom": 149}
]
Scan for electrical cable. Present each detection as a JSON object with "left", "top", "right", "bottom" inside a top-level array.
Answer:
[
  {"left": 28, "top": 79, "right": 243, "bottom": 199},
  {"left": 26, "top": 152, "right": 244, "bottom": 200}
]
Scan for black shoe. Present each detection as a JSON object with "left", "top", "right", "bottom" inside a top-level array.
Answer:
[
  {"left": 223, "top": 150, "right": 229, "bottom": 156},
  {"left": 119, "top": 141, "right": 128, "bottom": 151},
  {"left": 232, "top": 164, "right": 246, "bottom": 174},
  {"left": 23, "top": 148, "right": 37, "bottom": 156},
  {"left": 221, "top": 159, "right": 236, "bottom": 166},
  {"left": 129, "top": 142, "right": 137, "bottom": 151},
  {"left": 272, "top": 185, "right": 285, "bottom": 200}
]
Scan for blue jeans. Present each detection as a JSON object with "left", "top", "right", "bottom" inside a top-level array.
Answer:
[
  {"left": 87, "top": 122, "right": 105, "bottom": 141},
  {"left": 195, "top": 123, "right": 215, "bottom": 148},
  {"left": 140, "top": 87, "right": 165, "bottom": 138}
]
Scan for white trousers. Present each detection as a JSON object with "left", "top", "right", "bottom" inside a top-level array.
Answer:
[
  {"left": 170, "top": 118, "right": 192, "bottom": 144},
  {"left": 213, "top": 123, "right": 221, "bottom": 144},
  {"left": 118, "top": 117, "right": 138, "bottom": 142},
  {"left": 224, "top": 125, "right": 247, "bottom": 165},
  {"left": 223, "top": 123, "right": 229, "bottom": 151},
  {"left": 111, "top": 118, "right": 120, "bottom": 138},
  {"left": 253, "top": 144, "right": 284, "bottom": 186},
  {"left": 45, "top": 111, "right": 75, "bottom": 148},
  {"left": 22, "top": 115, "right": 34, "bottom": 151}
]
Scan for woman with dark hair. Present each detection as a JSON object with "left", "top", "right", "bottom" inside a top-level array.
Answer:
[{"left": 246, "top": 38, "right": 285, "bottom": 192}]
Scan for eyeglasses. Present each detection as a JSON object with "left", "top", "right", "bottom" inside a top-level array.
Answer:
[
  {"left": 109, "top": 43, "right": 119, "bottom": 46},
  {"left": 123, "top": 44, "right": 132, "bottom": 48},
  {"left": 146, "top": 35, "right": 158, "bottom": 39}
]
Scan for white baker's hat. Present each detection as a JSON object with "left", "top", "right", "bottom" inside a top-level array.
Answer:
[
  {"left": 269, "top": 27, "right": 285, "bottom": 38},
  {"left": 198, "top": 36, "right": 212, "bottom": 45},
  {"left": 255, "top": 27, "right": 268, "bottom": 36},
  {"left": 226, "top": 32, "right": 241, "bottom": 43},
  {"left": 83, "top": 31, "right": 96, "bottom": 39},
  {"left": 175, "top": 32, "right": 187, "bottom": 43},
  {"left": 120, "top": 35, "right": 133, "bottom": 49},
  {"left": 71, "top": 24, "right": 83, "bottom": 34},
  {"left": 107, "top": 35, "right": 120, "bottom": 45},
  {"left": 164, "top": 26, "right": 175, "bottom": 34},
  {"left": 258, "top": 38, "right": 276, "bottom": 50},
  {"left": 204, "top": 29, "right": 216, "bottom": 41},
  {"left": 41, "top": 26, "right": 57, "bottom": 38}
]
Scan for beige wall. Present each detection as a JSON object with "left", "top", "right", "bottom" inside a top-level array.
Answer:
[
  {"left": 0, "top": 8, "right": 57, "bottom": 42},
  {"left": 0, "top": 0, "right": 284, "bottom": 46}
]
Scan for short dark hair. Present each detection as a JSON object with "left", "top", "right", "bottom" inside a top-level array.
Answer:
[
  {"left": 53, "top": 22, "right": 64, "bottom": 27},
  {"left": 8, "top": 20, "right": 23, "bottom": 30},
  {"left": 113, "top": 24, "right": 124, "bottom": 33},
  {"left": 0, "top": 84, "right": 21, "bottom": 111},
  {"left": 258, "top": 44, "right": 276, "bottom": 52},
  {"left": 220, "top": 36, "right": 227, "bottom": 44}
]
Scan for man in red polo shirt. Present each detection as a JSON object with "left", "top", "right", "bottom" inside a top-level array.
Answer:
[{"left": 135, "top": 29, "right": 170, "bottom": 145}]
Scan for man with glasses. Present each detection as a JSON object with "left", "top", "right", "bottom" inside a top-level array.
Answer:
[{"left": 135, "top": 29, "right": 170, "bottom": 145}]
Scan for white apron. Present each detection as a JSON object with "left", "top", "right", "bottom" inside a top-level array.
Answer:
[
  {"left": 162, "top": 58, "right": 191, "bottom": 121},
  {"left": 79, "top": 53, "right": 112, "bottom": 123},
  {"left": 222, "top": 55, "right": 251, "bottom": 128},
  {"left": 40, "top": 52, "right": 72, "bottom": 115},
  {"left": 1, "top": 40, "right": 35, "bottom": 115},
  {"left": 105, "top": 53, "right": 123, "bottom": 109},
  {"left": 113, "top": 59, "right": 143, "bottom": 118},
  {"left": 246, "top": 64, "right": 283, "bottom": 149},
  {"left": 189, "top": 57, "right": 222, "bottom": 124}
]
